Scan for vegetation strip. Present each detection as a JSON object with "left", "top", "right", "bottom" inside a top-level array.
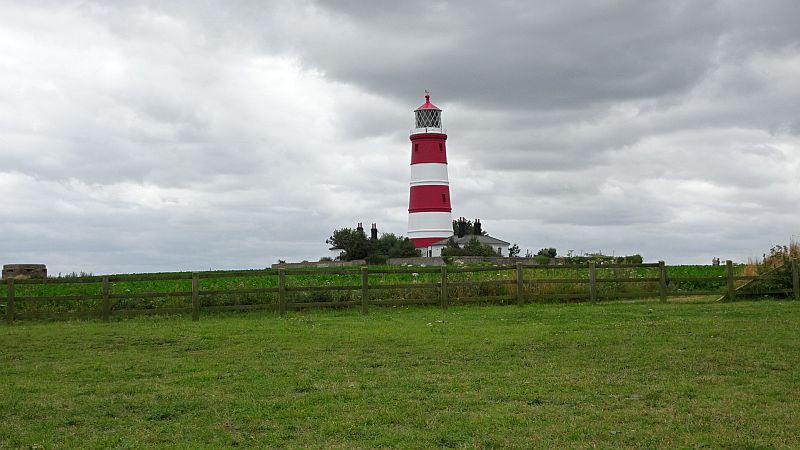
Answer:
[
  {"left": 455, "top": 295, "right": 515, "bottom": 303},
  {"left": 199, "top": 288, "right": 280, "bottom": 295},
  {"left": 14, "top": 294, "right": 104, "bottom": 302},
  {"left": 3, "top": 262, "right": 796, "bottom": 323},
  {"left": 448, "top": 266, "right": 515, "bottom": 273},
  {"left": 203, "top": 304, "right": 276, "bottom": 312},
  {"left": 284, "top": 285, "right": 362, "bottom": 292},
  {"left": 370, "top": 298, "right": 439, "bottom": 306},
  {"left": 114, "top": 308, "right": 192, "bottom": 316},
  {"left": 526, "top": 278, "right": 590, "bottom": 284},
  {"left": 597, "top": 292, "right": 659, "bottom": 299},
  {"left": 449, "top": 280, "right": 517, "bottom": 287},
  {"left": 108, "top": 291, "right": 192, "bottom": 299},
  {"left": 287, "top": 301, "right": 359, "bottom": 308},
  {"left": 368, "top": 283, "right": 440, "bottom": 290},
  {"left": 368, "top": 268, "right": 441, "bottom": 274},
  {"left": 595, "top": 277, "right": 660, "bottom": 283}
]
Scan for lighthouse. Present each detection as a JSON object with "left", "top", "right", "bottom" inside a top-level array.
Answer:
[{"left": 407, "top": 93, "right": 453, "bottom": 252}]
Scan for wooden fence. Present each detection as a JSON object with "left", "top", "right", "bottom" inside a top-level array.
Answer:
[{"left": 1, "top": 261, "right": 797, "bottom": 324}]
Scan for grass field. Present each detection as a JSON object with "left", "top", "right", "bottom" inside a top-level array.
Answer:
[
  {"left": 1, "top": 264, "right": 744, "bottom": 318},
  {"left": 2, "top": 298, "right": 798, "bottom": 448}
]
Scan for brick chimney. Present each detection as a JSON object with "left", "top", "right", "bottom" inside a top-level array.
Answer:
[{"left": 457, "top": 217, "right": 466, "bottom": 238}]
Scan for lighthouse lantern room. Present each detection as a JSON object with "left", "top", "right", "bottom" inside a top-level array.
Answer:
[{"left": 407, "top": 93, "right": 453, "bottom": 252}]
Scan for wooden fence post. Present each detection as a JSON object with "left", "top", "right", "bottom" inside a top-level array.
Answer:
[
  {"left": 191, "top": 272, "right": 199, "bottom": 321},
  {"left": 792, "top": 260, "right": 799, "bottom": 301},
  {"left": 658, "top": 261, "right": 667, "bottom": 303},
  {"left": 440, "top": 265, "right": 448, "bottom": 310},
  {"left": 5, "top": 280, "right": 14, "bottom": 324},
  {"left": 726, "top": 260, "right": 735, "bottom": 302},
  {"left": 361, "top": 267, "right": 369, "bottom": 314},
  {"left": 516, "top": 262, "right": 524, "bottom": 306},
  {"left": 101, "top": 276, "right": 110, "bottom": 322},
  {"left": 278, "top": 269, "right": 286, "bottom": 316},
  {"left": 588, "top": 263, "right": 597, "bottom": 303}
]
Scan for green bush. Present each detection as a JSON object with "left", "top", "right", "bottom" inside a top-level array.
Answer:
[{"left": 441, "top": 237, "right": 499, "bottom": 257}]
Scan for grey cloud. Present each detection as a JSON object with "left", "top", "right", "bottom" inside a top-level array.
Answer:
[
  {"left": 1, "top": 1, "right": 799, "bottom": 274},
  {"left": 304, "top": 1, "right": 725, "bottom": 109}
]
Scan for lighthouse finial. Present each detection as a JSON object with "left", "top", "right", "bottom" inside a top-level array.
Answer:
[{"left": 424, "top": 89, "right": 430, "bottom": 101}]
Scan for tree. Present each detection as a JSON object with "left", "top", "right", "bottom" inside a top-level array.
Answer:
[
  {"left": 537, "top": 248, "right": 557, "bottom": 258},
  {"left": 326, "top": 228, "right": 419, "bottom": 262},
  {"left": 508, "top": 243, "right": 520, "bottom": 258},
  {"left": 373, "top": 233, "right": 419, "bottom": 259},
  {"left": 326, "top": 228, "right": 369, "bottom": 261},
  {"left": 451, "top": 219, "right": 487, "bottom": 236}
]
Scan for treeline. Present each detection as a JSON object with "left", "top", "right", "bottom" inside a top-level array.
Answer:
[
  {"left": 325, "top": 227, "right": 419, "bottom": 264},
  {"left": 562, "top": 254, "right": 644, "bottom": 265},
  {"left": 524, "top": 248, "right": 643, "bottom": 265}
]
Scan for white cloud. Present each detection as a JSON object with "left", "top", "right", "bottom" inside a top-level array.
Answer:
[{"left": 1, "top": 1, "right": 799, "bottom": 273}]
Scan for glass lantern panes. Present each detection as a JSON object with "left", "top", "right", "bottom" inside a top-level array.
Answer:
[{"left": 415, "top": 109, "right": 441, "bottom": 128}]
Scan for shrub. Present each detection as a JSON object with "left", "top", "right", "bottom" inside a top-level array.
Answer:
[
  {"left": 441, "top": 237, "right": 499, "bottom": 257},
  {"left": 537, "top": 248, "right": 557, "bottom": 258}
]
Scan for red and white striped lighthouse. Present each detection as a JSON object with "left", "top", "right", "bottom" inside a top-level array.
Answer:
[{"left": 407, "top": 92, "right": 453, "bottom": 250}]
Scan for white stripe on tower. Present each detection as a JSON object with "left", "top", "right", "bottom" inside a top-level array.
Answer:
[
  {"left": 408, "top": 212, "right": 452, "bottom": 236},
  {"left": 409, "top": 163, "right": 449, "bottom": 186}
]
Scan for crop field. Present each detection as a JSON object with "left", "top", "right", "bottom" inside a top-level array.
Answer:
[
  {"left": 1, "top": 299, "right": 799, "bottom": 448},
  {"left": 0, "top": 264, "right": 749, "bottom": 320}
]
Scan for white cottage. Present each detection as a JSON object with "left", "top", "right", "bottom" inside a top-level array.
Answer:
[{"left": 426, "top": 234, "right": 511, "bottom": 258}]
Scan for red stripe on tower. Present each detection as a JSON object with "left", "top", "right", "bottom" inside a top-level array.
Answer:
[
  {"left": 408, "top": 185, "right": 451, "bottom": 213},
  {"left": 407, "top": 92, "right": 453, "bottom": 249},
  {"left": 410, "top": 134, "right": 448, "bottom": 164}
]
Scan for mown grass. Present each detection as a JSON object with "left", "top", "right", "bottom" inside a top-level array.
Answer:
[{"left": 1, "top": 299, "right": 799, "bottom": 448}]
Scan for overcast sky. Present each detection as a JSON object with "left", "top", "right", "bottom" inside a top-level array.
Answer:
[{"left": 2, "top": 0, "right": 799, "bottom": 274}]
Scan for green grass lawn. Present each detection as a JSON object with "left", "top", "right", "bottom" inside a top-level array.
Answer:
[{"left": 1, "top": 299, "right": 798, "bottom": 448}]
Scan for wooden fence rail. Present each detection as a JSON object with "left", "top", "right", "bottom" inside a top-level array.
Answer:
[{"left": 1, "top": 261, "right": 796, "bottom": 323}]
